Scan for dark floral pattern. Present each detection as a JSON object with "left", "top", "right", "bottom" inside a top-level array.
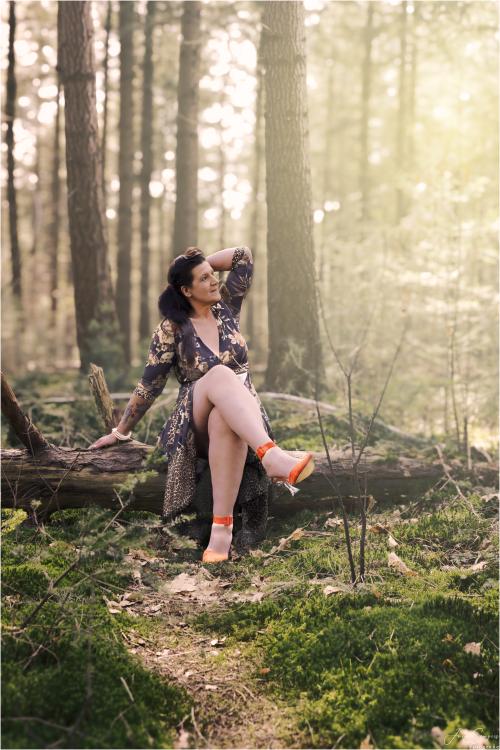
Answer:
[{"left": 133, "top": 246, "right": 275, "bottom": 519}]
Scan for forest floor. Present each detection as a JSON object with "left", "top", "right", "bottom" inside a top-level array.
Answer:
[
  {"left": 121, "top": 578, "right": 298, "bottom": 749},
  {"left": 2, "top": 483, "right": 499, "bottom": 749},
  {"left": 101, "top": 485, "right": 498, "bottom": 750},
  {"left": 2, "top": 374, "right": 498, "bottom": 748}
]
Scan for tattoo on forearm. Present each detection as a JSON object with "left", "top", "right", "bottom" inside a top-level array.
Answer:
[{"left": 120, "top": 398, "right": 151, "bottom": 430}]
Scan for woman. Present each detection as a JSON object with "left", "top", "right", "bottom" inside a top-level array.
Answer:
[{"left": 90, "top": 246, "right": 315, "bottom": 562}]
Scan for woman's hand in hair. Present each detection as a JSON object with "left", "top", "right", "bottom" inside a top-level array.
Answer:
[
  {"left": 184, "top": 247, "right": 203, "bottom": 258},
  {"left": 205, "top": 246, "right": 252, "bottom": 273}
]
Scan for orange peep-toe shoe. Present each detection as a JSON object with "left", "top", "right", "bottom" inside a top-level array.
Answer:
[
  {"left": 255, "top": 440, "right": 315, "bottom": 485},
  {"left": 201, "top": 515, "right": 233, "bottom": 563}
]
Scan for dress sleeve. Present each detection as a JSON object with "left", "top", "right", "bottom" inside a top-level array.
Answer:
[
  {"left": 133, "top": 319, "right": 176, "bottom": 403},
  {"left": 220, "top": 246, "right": 253, "bottom": 320}
]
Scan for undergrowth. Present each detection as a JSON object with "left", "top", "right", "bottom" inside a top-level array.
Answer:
[
  {"left": 1, "top": 506, "right": 190, "bottom": 749},
  {"left": 1, "top": 370, "right": 174, "bottom": 450},
  {"left": 1, "top": 371, "right": 498, "bottom": 749},
  {"left": 192, "top": 488, "right": 499, "bottom": 749}
]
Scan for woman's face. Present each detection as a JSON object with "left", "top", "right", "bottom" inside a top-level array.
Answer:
[{"left": 181, "top": 261, "right": 221, "bottom": 305}]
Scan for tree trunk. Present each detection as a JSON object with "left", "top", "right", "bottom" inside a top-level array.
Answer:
[
  {"left": 139, "top": 1, "right": 156, "bottom": 341},
  {"left": 407, "top": 1, "right": 419, "bottom": 174},
  {"left": 28, "top": 121, "right": 43, "bottom": 361},
  {"left": 218, "top": 112, "right": 227, "bottom": 251},
  {"left": 49, "top": 77, "right": 62, "bottom": 316},
  {"left": 395, "top": 0, "right": 408, "bottom": 223},
  {"left": 116, "top": 0, "right": 136, "bottom": 364},
  {"left": 247, "top": 27, "right": 264, "bottom": 356},
  {"left": 360, "top": 2, "right": 374, "bottom": 223},
  {"left": 172, "top": 1, "right": 201, "bottom": 255},
  {"left": 261, "top": 1, "right": 324, "bottom": 399},
  {"left": 30, "top": 121, "right": 42, "bottom": 259},
  {"left": 3, "top": 373, "right": 495, "bottom": 520},
  {"left": 319, "top": 58, "right": 334, "bottom": 290},
  {"left": 57, "top": 0, "right": 123, "bottom": 373},
  {"left": 1, "top": 373, "right": 50, "bottom": 455},
  {"left": 6, "top": 0, "right": 22, "bottom": 299},
  {"left": 101, "top": 0, "right": 113, "bottom": 203}
]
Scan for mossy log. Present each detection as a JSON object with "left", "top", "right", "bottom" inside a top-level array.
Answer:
[
  {"left": 2, "top": 441, "right": 496, "bottom": 521},
  {"left": 2, "top": 370, "right": 497, "bottom": 521}
]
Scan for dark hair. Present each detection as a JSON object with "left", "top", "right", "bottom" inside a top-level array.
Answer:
[{"left": 158, "top": 247, "right": 205, "bottom": 367}]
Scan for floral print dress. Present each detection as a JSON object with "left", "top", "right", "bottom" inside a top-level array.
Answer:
[{"left": 133, "top": 247, "right": 275, "bottom": 520}]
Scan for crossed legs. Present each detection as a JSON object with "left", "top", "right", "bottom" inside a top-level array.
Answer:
[
  {"left": 192, "top": 368, "right": 252, "bottom": 556},
  {"left": 193, "top": 404, "right": 249, "bottom": 516},
  {"left": 192, "top": 364, "right": 303, "bottom": 482},
  {"left": 192, "top": 365, "right": 305, "bottom": 557}
]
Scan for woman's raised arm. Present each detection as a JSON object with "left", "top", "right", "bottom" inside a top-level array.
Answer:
[
  {"left": 205, "top": 245, "right": 253, "bottom": 273},
  {"left": 217, "top": 246, "right": 253, "bottom": 320}
]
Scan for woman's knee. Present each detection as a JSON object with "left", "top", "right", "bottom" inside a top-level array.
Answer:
[{"left": 205, "top": 364, "right": 238, "bottom": 381}]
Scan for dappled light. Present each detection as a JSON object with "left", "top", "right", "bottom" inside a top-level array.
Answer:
[{"left": 1, "top": 1, "right": 498, "bottom": 748}]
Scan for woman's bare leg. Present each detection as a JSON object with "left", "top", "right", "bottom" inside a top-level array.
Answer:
[
  {"left": 207, "top": 407, "right": 248, "bottom": 515},
  {"left": 203, "top": 408, "right": 248, "bottom": 555},
  {"left": 192, "top": 365, "right": 302, "bottom": 479}
]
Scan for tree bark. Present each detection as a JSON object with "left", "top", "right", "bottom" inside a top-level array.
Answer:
[
  {"left": 57, "top": 0, "right": 122, "bottom": 373},
  {"left": 6, "top": 0, "right": 22, "bottom": 299},
  {"left": 261, "top": 1, "right": 324, "bottom": 399},
  {"left": 88, "top": 364, "right": 121, "bottom": 431},
  {"left": 4, "top": 442, "right": 490, "bottom": 521},
  {"left": 1, "top": 372, "right": 50, "bottom": 454},
  {"left": 395, "top": 0, "right": 408, "bottom": 222},
  {"left": 407, "top": 1, "right": 419, "bottom": 174},
  {"left": 101, "top": 0, "right": 113, "bottom": 203},
  {"left": 172, "top": 1, "right": 201, "bottom": 255},
  {"left": 139, "top": 1, "right": 156, "bottom": 341},
  {"left": 49, "top": 77, "right": 62, "bottom": 315},
  {"left": 360, "top": 2, "right": 374, "bottom": 223},
  {"left": 247, "top": 25, "right": 264, "bottom": 355},
  {"left": 116, "top": 0, "right": 136, "bottom": 364}
]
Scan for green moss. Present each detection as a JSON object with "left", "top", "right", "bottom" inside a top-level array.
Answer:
[
  {"left": 194, "top": 586, "right": 497, "bottom": 749},
  {"left": 1, "top": 509, "right": 28, "bottom": 534},
  {"left": 2, "top": 563, "right": 51, "bottom": 598},
  {"left": 2, "top": 371, "right": 497, "bottom": 750},
  {"left": 1, "top": 507, "right": 191, "bottom": 749},
  {"left": 191, "top": 489, "right": 498, "bottom": 749},
  {"left": 2, "top": 603, "right": 190, "bottom": 749}
]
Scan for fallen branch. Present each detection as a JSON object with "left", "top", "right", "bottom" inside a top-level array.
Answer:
[
  {"left": 88, "top": 364, "right": 121, "bottom": 431},
  {"left": 1, "top": 371, "right": 50, "bottom": 454}
]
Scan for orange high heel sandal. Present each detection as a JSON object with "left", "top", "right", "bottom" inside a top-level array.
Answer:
[
  {"left": 256, "top": 440, "right": 315, "bottom": 485},
  {"left": 202, "top": 515, "right": 233, "bottom": 563}
]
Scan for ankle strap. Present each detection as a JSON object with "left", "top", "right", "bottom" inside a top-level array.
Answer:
[
  {"left": 213, "top": 515, "right": 233, "bottom": 526},
  {"left": 255, "top": 440, "right": 276, "bottom": 461}
]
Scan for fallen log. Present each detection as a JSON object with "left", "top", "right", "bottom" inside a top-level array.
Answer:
[
  {"left": 1, "top": 371, "right": 49, "bottom": 453},
  {"left": 2, "top": 371, "right": 497, "bottom": 522},
  {"left": 2, "top": 441, "right": 497, "bottom": 520}
]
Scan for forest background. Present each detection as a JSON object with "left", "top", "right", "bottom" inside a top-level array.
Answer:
[
  {"left": 1, "top": 2, "right": 499, "bottom": 749},
  {"left": 1, "top": 0, "right": 498, "bottom": 453}
]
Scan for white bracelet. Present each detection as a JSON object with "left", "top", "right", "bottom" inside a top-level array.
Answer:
[{"left": 112, "top": 427, "right": 132, "bottom": 441}]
